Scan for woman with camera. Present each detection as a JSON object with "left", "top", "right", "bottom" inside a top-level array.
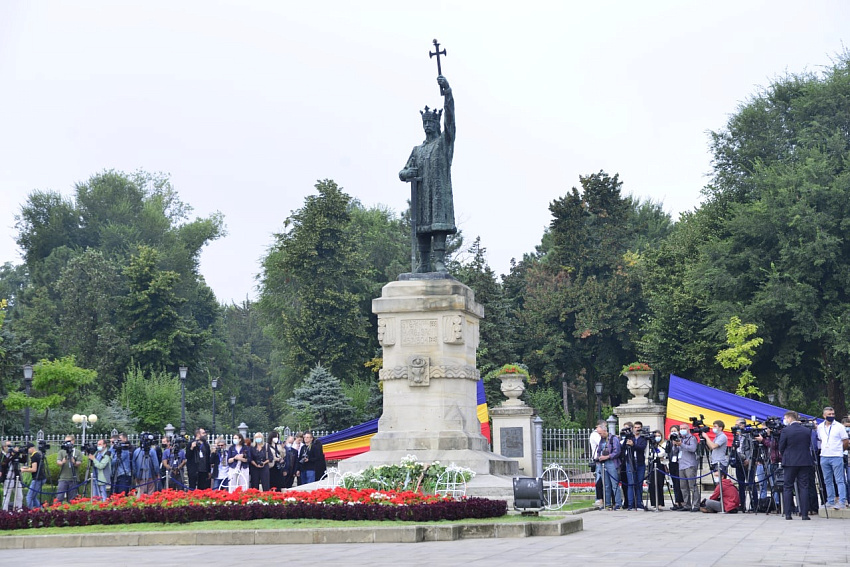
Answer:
[
  {"left": 665, "top": 425, "right": 686, "bottom": 511},
  {"left": 249, "top": 432, "right": 272, "bottom": 491}
]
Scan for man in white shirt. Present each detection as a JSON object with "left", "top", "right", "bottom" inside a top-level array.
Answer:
[
  {"left": 816, "top": 406, "right": 849, "bottom": 509},
  {"left": 589, "top": 421, "right": 606, "bottom": 508}
]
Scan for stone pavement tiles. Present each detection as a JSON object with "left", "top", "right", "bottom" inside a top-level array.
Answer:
[{"left": 1, "top": 509, "right": 848, "bottom": 566}]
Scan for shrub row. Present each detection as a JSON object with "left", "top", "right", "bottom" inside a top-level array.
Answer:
[{"left": 0, "top": 497, "right": 507, "bottom": 531}]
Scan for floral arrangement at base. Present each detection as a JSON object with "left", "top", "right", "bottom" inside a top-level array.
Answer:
[
  {"left": 0, "top": 487, "right": 507, "bottom": 531},
  {"left": 494, "top": 363, "right": 529, "bottom": 377},
  {"left": 340, "top": 455, "right": 475, "bottom": 494},
  {"left": 621, "top": 362, "right": 652, "bottom": 374}
]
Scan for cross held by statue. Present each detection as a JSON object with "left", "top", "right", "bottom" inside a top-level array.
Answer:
[{"left": 429, "top": 39, "right": 447, "bottom": 94}]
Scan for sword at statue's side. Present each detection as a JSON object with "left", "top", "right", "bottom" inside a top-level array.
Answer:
[{"left": 410, "top": 177, "right": 418, "bottom": 273}]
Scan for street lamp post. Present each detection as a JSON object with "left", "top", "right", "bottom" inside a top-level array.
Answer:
[
  {"left": 22, "top": 364, "right": 33, "bottom": 441},
  {"left": 72, "top": 413, "right": 98, "bottom": 446},
  {"left": 230, "top": 396, "right": 236, "bottom": 429},
  {"left": 211, "top": 378, "right": 219, "bottom": 439},
  {"left": 594, "top": 381, "right": 603, "bottom": 422},
  {"left": 179, "top": 366, "right": 188, "bottom": 435}
]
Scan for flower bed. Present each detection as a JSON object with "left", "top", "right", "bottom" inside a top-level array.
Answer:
[
  {"left": 340, "top": 454, "right": 475, "bottom": 493},
  {"left": 0, "top": 488, "right": 507, "bottom": 531}
]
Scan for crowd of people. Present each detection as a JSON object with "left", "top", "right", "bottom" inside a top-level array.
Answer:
[
  {"left": 0, "top": 427, "right": 327, "bottom": 511},
  {"left": 589, "top": 407, "right": 850, "bottom": 518}
]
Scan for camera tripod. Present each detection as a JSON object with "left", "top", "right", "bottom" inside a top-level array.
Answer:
[{"left": 2, "top": 459, "right": 25, "bottom": 511}]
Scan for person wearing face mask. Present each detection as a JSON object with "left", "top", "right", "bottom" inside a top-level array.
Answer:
[
  {"left": 87, "top": 439, "right": 112, "bottom": 501},
  {"left": 664, "top": 426, "right": 686, "bottom": 510},
  {"left": 210, "top": 437, "right": 230, "bottom": 490},
  {"left": 646, "top": 430, "right": 668, "bottom": 510},
  {"left": 281, "top": 436, "right": 298, "bottom": 488},
  {"left": 780, "top": 411, "right": 814, "bottom": 519},
  {"left": 701, "top": 420, "right": 729, "bottom": 476},
  {"left": 250, "top": 433, "right": 272, "bottom": 491},
  {"left": 676, "top": 425, "right": 700, "bottom": 512},
  {"left": 816, "top": 406, "right": 849, "bottom": 510},
  {"left": 226, "top": 433, "right": 250, "bottom": 492},
  {"left": 700, "top": 471, "right": 739, "bottom": 513},
  {"left": 267, "top": 431, "right": 284, "bottom": 490}
]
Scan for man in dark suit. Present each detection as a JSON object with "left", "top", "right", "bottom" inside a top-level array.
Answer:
[{"left": 779, "top": 411, "right": 814, "bottom": 520}]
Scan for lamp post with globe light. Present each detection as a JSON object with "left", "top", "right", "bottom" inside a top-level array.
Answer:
[
  {"left": 211, "top": 378, "right": 219, "bottom": 439},
  {"left": 230, "top": 396, "right": 236, "bottom": 429},
  {"left": 594, "top": 381, "right": 603, "bottom": 422},
  {"left": 72, "top": 413, "right": 98, "bottom": 446}
]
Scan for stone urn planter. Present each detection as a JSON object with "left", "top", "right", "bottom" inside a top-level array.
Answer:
[
  {"left": 623, "top": 370, "right": 653, "bottom": 404},
  {"left": 498, "top": 373, "right": 527, "bottom": 407}
]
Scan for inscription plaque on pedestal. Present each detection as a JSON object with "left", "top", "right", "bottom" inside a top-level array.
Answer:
[
  {"left": 500, "top": 426, "right": 524, "bottom": 458},
  {"left": 401, "top": 319, "right": 438, "bottom": 345}
]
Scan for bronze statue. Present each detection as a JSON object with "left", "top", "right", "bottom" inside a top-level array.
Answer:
[{"left": 399, "top": 41, "right": 456, "bottom": 273}]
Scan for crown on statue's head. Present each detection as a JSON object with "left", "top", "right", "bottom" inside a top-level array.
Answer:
[{"left": 420, "top": 105, "right": 443, "bottom": 123}]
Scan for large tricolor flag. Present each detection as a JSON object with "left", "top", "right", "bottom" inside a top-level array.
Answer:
[
  {"left": 666, "top": 374, "right": 812, "bottom": 436},
  {"left": 320, "top": 379, "right": 492, "bottom": 461}
]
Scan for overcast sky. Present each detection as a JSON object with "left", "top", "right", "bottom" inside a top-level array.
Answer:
[{"left": 1, "top": 1, "right": 848, "bottom": 303}]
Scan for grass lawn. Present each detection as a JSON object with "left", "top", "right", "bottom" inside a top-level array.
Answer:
[{"left": 0, "top": 500, "right": 593, "bottom": 536}]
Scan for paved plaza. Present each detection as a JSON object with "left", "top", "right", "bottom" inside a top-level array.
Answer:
[{"left": 2, "top": 509, "right": 848, "bottom": 566}]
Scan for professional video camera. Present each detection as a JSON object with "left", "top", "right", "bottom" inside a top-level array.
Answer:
[
  {"left": 112, "top": 439, "right": 132, "bottom": 453},
  {"left": 731, "top": 424, "right": 757, "bottom": 435},
  {"left": 799, "top": 418, "right": 818, "bottom": 430},
  {"left": 81, "top": 442, "right": 98, "bottom": 455},
  {"left": 5, "top": 444, "right": 27, "bottom": 463},
  {"left": 762, "top": 416, "right": 785, "bottom": 432},
  {"left": 668, "top": 431, "right": 680, "bottom": 442},
  {"left": 619, "top": 426, "right": 635, "bottom": 440},
  {"left": 37, "top": 440, "right": 51, "bottom": 452},
  {"left": 139, "top": 432, "right": 159, "bottom": 450},
  {"left": 172, "top": 434, "right": 191, "bottom": 451},
  {"left": 689, "top": 415, "right": 711, "bottom": 435},
  {"left": 61, "top": 440, "right": 75, "bottom": 453}
]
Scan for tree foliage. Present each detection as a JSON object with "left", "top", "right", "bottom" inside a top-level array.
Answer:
[{"left": 287, "top": 364, "right": 355, "bottom": 430}]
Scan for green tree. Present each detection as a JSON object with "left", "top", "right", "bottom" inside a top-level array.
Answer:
[
  {"left": 3, "top": 356, "right": 96, "bottom": 425},
  {"left": 118, "top": 365, "right": 180, "bottom": 432},
  {"left": 258, "top": 180, "right": 370, "bottom": 390},
  {"left": 287, "top": 365, "right": 355, "bottom": 430},
  {"left": 716, "top": 316, "right": 764, "bottom": 398}
]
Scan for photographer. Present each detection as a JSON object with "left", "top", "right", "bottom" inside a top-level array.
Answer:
[
  {"left": 56, "top": 435, "right": 82, "bottom": 503},
  {"left": 677, "top": 425, "right": 699, "bottom": 512},
  {"left": 589, "top": 421, "right": 606, "bottom": 508},
  {"left": 664, "top": 425, "right": 685, "bottom": 510},
  {"left": 2, "top": 441, "right": 25, "bottom": 511},
  {"left": 132, "top": 435, "right": 160, "bottom": 496},
  {"left": 211, "top": 437, "right": 230, "bottom": 490},
  {"left": 87, "top": 439, "right": 112, "bottom": 501},
  {"left": 647, "top": 429, "right": 668, "bottom": 510},
  {"left": 162, "top": 437, "right": 187, "bottom": 490},
  {"left": 701, "top": 420, "right": 729, "bottom": 475},
  {"left": 594, "top": 426, "right": 623, "bottom": 510},
  {"left": 21, "top": 442, "right": 47, "bottom": 510},
  {"left": 110, "top": 433, "right": 133, "bottom": 495},
  {"left": 226, "top": 433, "right": 250, "bottom": 492},
  {"left": 731, "top": 418, "right": 755, "bottom": 512},
  {"left": 619, "top": 421, "right": 643, "bottom": 509},
  {"left": 187, "top": 428, "right": 212, "bottom": 490},
  {"left": 755, "top": 424, "right": 782, "bottom": 507}
]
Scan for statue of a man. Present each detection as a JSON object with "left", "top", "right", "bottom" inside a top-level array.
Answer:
[{"left": 399, "top": 75, "right": 456, "bottom": 273}]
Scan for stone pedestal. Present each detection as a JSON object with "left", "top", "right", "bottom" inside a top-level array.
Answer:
[
  {"left": 490, "top": 405, "right": 536, "bottom": 476},
  {"left": 339, "top": 276, "right": 517, "bottom": 477},
  {"left": 614, "top": 401, "right": 667, "bottom": 434}
]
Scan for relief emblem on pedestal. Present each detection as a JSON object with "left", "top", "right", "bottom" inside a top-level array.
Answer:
[
  {"left": 442, "top": 314, "right": 464, "bottom": 344},
  {"left": 401, "top": 319, "right": 438, "bottom": 346},
  {"left": 407, "top": 355, "right": 430, "bottom": 387},
  {"left": 377, "top": 317, "right": 396, "bottom": 346}
]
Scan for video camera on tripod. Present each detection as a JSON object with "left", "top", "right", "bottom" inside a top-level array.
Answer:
[
  {"left": 172, "top": 434, "right": 191, "bottom": 451},
  {"left": 689, "top": 415, "right": 711, "bottom": 435},
  {"left": 37, "top": 440, "right": 50, "bottom": 453},
  {"left": 138, "top": 432, "right": 160, "bottom": 450},
  {"left": 3, "top": 444, "right": 28, "bottom": 464},
  {"left": 81, "top": 442, "right": 98, "bottom": 456}
]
